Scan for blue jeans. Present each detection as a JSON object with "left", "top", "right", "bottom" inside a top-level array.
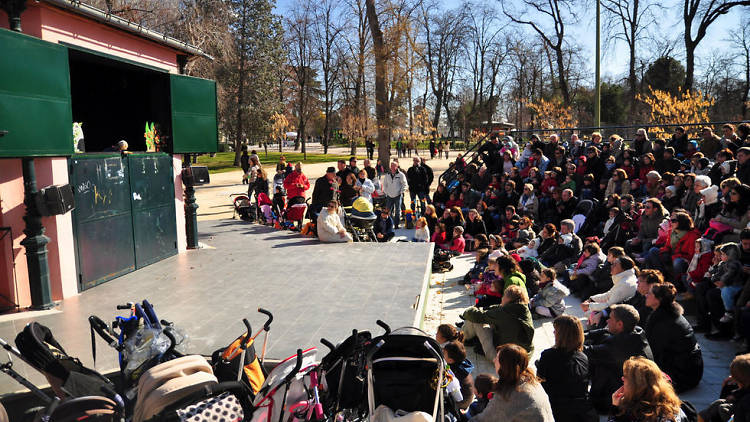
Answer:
[
  {"left": 386, "top": 195, "right": 402, "bottom": 228},
  {"left": 721, "top": 285, "right": 743, "bottom": 312}
]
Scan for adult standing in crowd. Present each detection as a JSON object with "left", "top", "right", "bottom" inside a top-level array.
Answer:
[
  {"left": 407, "top": 156, "right": 429, "bottom": 214},
  {"left": 283, "top": 162, "right": 310, "bottom": 204},
  {"left": 311, "top": 167, "right": 338, "bottom": 215},
  {"left": 383, "top": 160, "right": 408, "bottom": 229}
]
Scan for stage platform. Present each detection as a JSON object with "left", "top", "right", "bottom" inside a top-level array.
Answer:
[{"left": 0, "top": 219, "right": 433, "bottom": 395}]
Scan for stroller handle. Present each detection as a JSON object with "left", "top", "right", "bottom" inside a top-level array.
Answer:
[
  {"left": 258, "top": 308, "right": 273, "bottom": 331},
  {"left": 376, "top": 320, "right": 391, "bottom": 334},
  {"left": 320, "top": 338, "right": 335, "bottom": 351},
  {"left": 284, "top": 349, "right": 303, "bottom": 384},
  {"left": 116, "top": 303, "right": 133, "bottom": 310},
  {"left": 163, "top": 329, "right": 177, "bottom": 357}
]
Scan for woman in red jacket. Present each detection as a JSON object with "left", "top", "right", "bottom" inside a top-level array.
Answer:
[
  {"left": 283, "top": 162, "right": 310, "bottom": 200},
  {"left": 642, "top": 211, "right": 700, "bottom": 282}
]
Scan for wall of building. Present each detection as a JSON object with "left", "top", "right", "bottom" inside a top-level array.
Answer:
[
  {"left": 1, "top": 3, "right": 179, "bottom": 73},
  {"left": 0, "top": 158, "right": 76, "bottom": 308}
]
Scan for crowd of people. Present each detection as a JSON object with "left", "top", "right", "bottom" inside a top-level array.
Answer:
[
  {"left": 240, "top": 123, "right": 750, "bottom": 421},
  {"left": 422, "top": 125, "right": 750, "bottom": 422}
]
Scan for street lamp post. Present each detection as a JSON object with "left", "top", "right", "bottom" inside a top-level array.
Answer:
[{"left": 594, "top": 0, "right": 601, "bottom": 128}]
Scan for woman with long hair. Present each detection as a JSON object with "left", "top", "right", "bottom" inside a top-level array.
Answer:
[
  {"left": 441, "top": 206, "right": 465, "bottom": 242},
  {"left": 469, "top": 344, "right": 553, "bottom": 422},
  {"left": 536, "top": 316, "right": 597, "bottom": 422},
  {"left": 605, "top": 168, "right": 631, "bottom": 197},
  {"left": 711, "top": 184, "right": 750, "bottom": 240},
  {"left": 423, "top": 204, "right": 439, "bottom": 235},
  {"left": 644, "top": 283, "right": 703, "bottom": 392},
  {"left": 610, "top": 357, "right": 684, "bottom": 422}
]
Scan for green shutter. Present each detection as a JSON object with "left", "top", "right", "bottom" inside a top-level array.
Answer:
[
  {"left": 0, "top": 29, "right": 73, "bottom": 157},
  {"left": 170, "top": 74, "right": 218, "bottom": 153}
]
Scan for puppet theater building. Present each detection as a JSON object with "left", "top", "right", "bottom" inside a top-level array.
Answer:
[{"left": 0, "top": 0, "right": 218, "bottom": 311}]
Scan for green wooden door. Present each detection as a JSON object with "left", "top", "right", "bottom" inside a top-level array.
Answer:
[
  {"left": 128, "top": 153, "right": 177, "bottom": 268},
  {"left": 70, "top": 155, "right": 135, "bottom": 290},
  {"left": 0, "top": 29, "right": 73, "bottom": 157},
  {"left": 170, "top": 74, "right": 218, "bottom": 153}
]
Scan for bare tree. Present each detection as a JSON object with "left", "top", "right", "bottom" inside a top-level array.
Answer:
[
  {"left": 313, "top": 0, "right": 344, "bottom": 154},
  {"left": 287, "top": 2, "right": 317, "bottom": 156},
  {"left": 464, "top": 2, "right": 506, "bottom": 124},
  {"left": 729, "top": 17, "right": 750, "bottom": 118},
  {"left": 601, "top": 0, "right": 661, "bottom": 119},
  {"left": 365, "top": 0, "right": 391, "bottom": 164},
  {"left": 683, "top": 0, "right": 750, "bottom": 91},
  {"left": 420, "top": 3, "right": 467, "bottom": 131},
  {"left": 503, "top": 0, "right": 578, "bottom": 106}
]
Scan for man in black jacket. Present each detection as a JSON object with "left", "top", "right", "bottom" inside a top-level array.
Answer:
[
  {"left": 737, "top": 147, "right": 750, "bottom": 186},
  {"left": 311, "top": 167, "right": 338, "bottom": 215},
  {"left": 584, "top": 304, "right": 654, "bottom": 413},
  {"left": 406, "top": 157, "right": 429, "bottom": 214},
  {"left": 655, "top": 147, "right": 682, "bottom": 175}
]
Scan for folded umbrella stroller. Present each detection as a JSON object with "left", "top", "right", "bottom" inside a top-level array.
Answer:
[
  {"left": 366, "top": 326, "right": 461, "bottom": 422},
  {"left": 250, "top": 348, "right": 323, "bottom": 422},
  {"left": 2, "top": 323, "right": 124, "bottom": 422},
  {"left": 212, "top": 309, "right": 273, "bottom": 398}
]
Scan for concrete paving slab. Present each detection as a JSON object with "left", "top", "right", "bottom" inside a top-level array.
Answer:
[{"left": 0, "top": 219, "right": 432, "bottom": 396}]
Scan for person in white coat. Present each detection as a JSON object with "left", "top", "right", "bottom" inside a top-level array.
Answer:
[
  {"left": 581, "top": 256, "right": 637, "bottom": 318},
  {"left": 355, "top": 169, "right": 375, "bottom": 203},
  {"left": 317, "top": 201, "right": 352, "bottom": 243}
]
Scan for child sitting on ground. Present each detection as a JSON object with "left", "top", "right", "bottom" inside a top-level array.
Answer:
[
  {"left": 529, "top": 268, "right": 569, "bottom": 318},
  {"left": 465, "top": 373, "right": 498, "bottom": 419},
  {"left": 432, "top": 223, "right": 447, "bottom": 245},
  {"left": 435, "top": 323, "right": 464, "bottom": 347},
  {"left": 715, "top": 243, "right": 744, "bottom": 323},
  {"left": 443, "top": 340, "right": 474, "bottom": 410},
  {"left": 413, "top": 217, "right": 430, "bottom": 242},
  {"left": 449, "top": 226, "right": 466, "bottom": 254},
  {"left": 516, "top": 237, "right": 540, "bottom": 258}
]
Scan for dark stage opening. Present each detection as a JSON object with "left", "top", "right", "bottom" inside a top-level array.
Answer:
[{"left": 68, "top": 49, "right": 171, "bottom": 152}]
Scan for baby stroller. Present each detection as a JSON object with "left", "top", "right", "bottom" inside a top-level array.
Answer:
[
  {"left": 133, "top": 355, "right": 253, "bottom": 422},
  {"left": 284, "top": 196, "right": 308, "bottom": 231},
  {"left": 345, "top": 197, "right": 377, "bottom": 242},
  {"left": 366, "top": 326, "right": 461, "bottom": 422},
  {"left": 250, "top": 348, "right": 323, "bottom": 422},
  {"left": 318, "top": 321, "right": 391, "bottom": 420},
  {"left": 232, "top": 193, "right": 258, "bottom": 222},
  {"left": 88, "top": 300, "right": 187, "bottom": 402},
  {"left": 211, "top": 309, "right": 273, "bottom": 398},
  {"left": 573, "top": 199, "right": 597, "bottom": 237},
  {"left": 3, "top": 323, "right": 125, "bottom": 422}
]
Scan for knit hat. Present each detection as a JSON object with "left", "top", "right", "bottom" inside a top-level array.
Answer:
[
  {"left": 326, "top": 167, "right": 336, "bottom": 173},
  {"left": 665, "top": 185, "right": 677, "bottom": 196},
  {"left": 700, "top": 185, "right": 719, "bottom": 205},
  {"left": 646, "top": 170, "right": 660, "bottom": 179}
]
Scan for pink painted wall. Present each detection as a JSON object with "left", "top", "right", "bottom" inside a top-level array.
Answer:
[
  {"left": 0, "top": 159, "right": 30, "bottom": 308},
  {"left": 2, "top": 3, "right": 180, "bottom": 73},
  {"left": 173, "top": 155, "right": 187, "bottom": 252},
  {"left": 0, "top": 157, "right": 75, "bottom": 308}
]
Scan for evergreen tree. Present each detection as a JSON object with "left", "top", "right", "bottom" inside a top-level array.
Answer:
[{"left": 228, "top": 0, "right": 284, "bottom": 165}]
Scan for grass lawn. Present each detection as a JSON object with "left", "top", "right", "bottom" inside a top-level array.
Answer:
[{"left": 196, "top": 152, "right": 368, "bottom": 173}]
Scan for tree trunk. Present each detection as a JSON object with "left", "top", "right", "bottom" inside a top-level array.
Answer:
[
  {"left": 685, "top": 37, "right": 695, "bottom": 91},
  {"left": 556, "top": 49, "right": 570, "bottom": 105},
  {"left": 233, "top": 8, "right": 248, "bottom": 167},
  {"left": 366, "top": 0, "right": 390, "bottom": 165}
]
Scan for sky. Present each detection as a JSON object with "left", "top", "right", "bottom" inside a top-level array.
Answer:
[{"left": 273, "top": 0, "right": 747, "bottom": 82}]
